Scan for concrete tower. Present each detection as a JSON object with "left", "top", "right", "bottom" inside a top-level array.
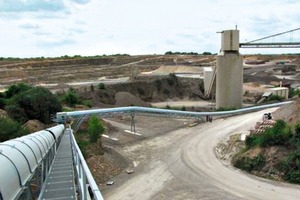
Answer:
[{"left": 216, "top": 30, "right": 243, "bottom": 109}]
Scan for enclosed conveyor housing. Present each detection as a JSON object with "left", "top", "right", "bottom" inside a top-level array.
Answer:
[{"left": 0, "top": 124, "right": 65, "bottom": 200}]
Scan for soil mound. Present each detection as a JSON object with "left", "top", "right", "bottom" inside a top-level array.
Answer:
[
  {"left": 115, "top": 92, "right": 150, "bottom": 107},
  {"left": 23, "top": 120, "right": 45, "bottom": 132},
  {"left": 272, "top": 98, "right": 300, "bottom": 124}
]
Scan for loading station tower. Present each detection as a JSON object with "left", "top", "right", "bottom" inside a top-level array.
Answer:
[{"left": 216, "top": 30, "right": 243, "bottom": 109}]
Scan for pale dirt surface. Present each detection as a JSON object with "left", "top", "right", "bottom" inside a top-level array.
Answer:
[
  {"left": 102, "top": 108, "right": 300, "bottom": 200},
  {"left": 148, "top": 65, "right": 203, "bottom": 75},
  {"left": 151, "top": 100, "right": 214, "bottom": 108}
]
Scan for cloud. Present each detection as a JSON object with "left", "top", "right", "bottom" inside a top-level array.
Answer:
[
  {"left": 0, "top": 0, "right": 299, "bottom": 57},
  {"left": 19, "top": 23, "right": 40, "bottom": 29},
  {"left": 0, "top": 0, "right": 65, "bottom": 12},
  {"left": 0, "top": 0, "right": 91, "bottom": 12},
  {"left": 37, "top": 38, "right": 76, "bottom": 48},
  {"left": 72, "top": 0, "right": 90, "bottom": 4}
]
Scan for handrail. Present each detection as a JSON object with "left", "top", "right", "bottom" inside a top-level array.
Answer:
[{"left": 69, "top": 126, "right": 104, "bottom": 200}]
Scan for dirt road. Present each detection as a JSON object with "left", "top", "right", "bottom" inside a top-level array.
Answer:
[{"left": 103, "top": 109, "right": 300, "bottom": 199}]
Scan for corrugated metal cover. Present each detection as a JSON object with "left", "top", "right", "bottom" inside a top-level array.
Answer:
[
  {"left": 22, "top": 136, "right": 48, "bottom": 157},
  {"left": 1, "top": 140, "right": 38, "bottom": 172},
  {"left": 47, "top": 124, "right": 65, "bottom": 142},
  {"left": 14, "top": 137, "right": 43, "bottom": 163},
  {"left": 0, "top": 145, "right": 32, "bottom": 186},
  {"left": 0, "top": 155, "right": 22, "bottom": 200},
  {"left": 32, "top": 130, "right": 55, "bottom": 148}
]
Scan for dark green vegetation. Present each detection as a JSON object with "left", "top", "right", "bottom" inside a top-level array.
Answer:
[
  {"left": 164, "top": 51, "right": 213, "bottom": 55},
  {"left": 0, "top": 83, "right": 62, "bottom": 142},
  {"left": 268, "top": 94, "right": 285, "bottom": 102},
  {"left": 216, "top": 106, "right": 237, "bottom": 111},
  {"left": 88, "top": 115, "right": 105, "bottom": 143},
  {"left": 62, "top": 90, "right": 81, "bottom": 107},
  {"left": 234, "top": 154, "right": 266, "bottom": 172},
  {"left": 0, "top": 117, "right": 29, "bottom": 142},
  {"left": 3, "top": 84, "right": 62, "bottom": 124},
  {"left": 233, "top": 120, "right": 300, "bottom": 184},
  {"left": 289, "top": 88, "right": 300, "bottom": 98},
  {"left": 75, "top": 115, "right": 105, "bottom": 157},
  {"left": 0, "top": 54, "right": 130, "bottom": 61}
]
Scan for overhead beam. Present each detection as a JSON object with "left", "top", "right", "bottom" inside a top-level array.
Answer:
[{"left": 240, "top": 42, "right": 300, "bottom": 48}]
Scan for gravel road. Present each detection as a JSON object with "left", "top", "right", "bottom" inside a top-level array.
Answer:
[{"left": 103, "top": 109, "right": 300, "bottom": 200}]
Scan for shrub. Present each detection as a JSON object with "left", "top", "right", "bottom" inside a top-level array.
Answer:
[
  {"left": 77, "top": 140, "right": 89, "bottom": 157},
  {"left": 0, "top": 117, "right": 29, "bottom": 142},
  {"left": 98, "top": 83, "right": 105, "bottom": 90},
  {"left": 167, "top": 73, "right": 177, "bottom": 86},
  {"left": 90, "top": 84, "right": 94, "bottom": 91},
  {"left": 216, "top": 107, "right": 236, "bottom": 111},
  {"left": 155, "top": 80, "right": 161, "bottom": 91},
  {"left": 83, "top": 100, "right": 92, "bottom": 108},
  {"left": 5, "top": 105, "right": 27, "bottom": 123},
  {"left": 289, "top": 88, "right": 299, "bottom": 98},
  {"left": 245, "top": 120, "right": 293, "bottom": 148},
  {"left": 233, "top": 154, "right": 266, "bottom": 172},
  {"left": 5, "top": 83, "right": 32, "bottom": 98},
  {"left": 277, "top": 149, "right": 300, "bottom": 183},
  {"left": 0, "top": 98, "right": 6, "bottom": 109},
  {"left": 64, "top": 91, "right": 80, "bottom": 107},
  {"left": 6, "top": 87, "right": 62, "bottom": 124},
  {"left": 268, "top": 94, "right": 284, "bottom": 101},
  {"left": 295, "top": 123, "right": 300, "bottom": 141},
  {"left": 88, "top": 115, "right": 105, "bottom": 143}
]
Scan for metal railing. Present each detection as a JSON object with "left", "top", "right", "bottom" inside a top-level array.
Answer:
[{"left": 69, "top": 126, "right": 104, "bottom": 200}]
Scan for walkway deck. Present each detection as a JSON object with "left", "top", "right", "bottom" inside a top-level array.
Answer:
[{"left": 39, "top": 129, "right": 76, "bottom": 200}]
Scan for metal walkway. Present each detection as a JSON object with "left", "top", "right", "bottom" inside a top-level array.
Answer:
[{"left": 39, "top": 129, "right": 76, "bottom": 199}]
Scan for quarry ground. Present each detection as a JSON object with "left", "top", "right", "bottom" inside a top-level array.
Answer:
[
  {"left": 101, "top": 108, "right": 300, "bottom": 200},
  {"left": 2, "top": 54, "right": 300, "bottom": 199}
]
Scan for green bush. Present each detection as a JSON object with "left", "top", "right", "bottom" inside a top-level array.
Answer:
[
  {"left": 82, "top": 100, "right": 92, "bottom": 108},
  {"left": 289, "top": 88, "right": 300, "bottom": 98},
  {"left": 245, "top": 120, "right": 293, "bottom": 148},
  {"left": 6, "top": 87, "right": 62, "bottom": 124},
  {"left": 88, "top": 115, "right": 105, "bottom": 143},
  {"left": 90, "top": 84, "right": 94, "bottom": 91},
  {"left": 98, "top": 83, "right": 105, "bottom": 90},
  {"left": 77, "top": 140, "right": 89, "bottom": 157},
  {"left": 63, "top": 91, "right": 80, "bottom": 107},
  {"left": 5, "top": 83, "right": 32, "bottom": 98},
  {"left": 295, "top": 124, "right": 300, "bottom": 141},
  {"left": 233, "top": 154, "right": 266, "bottom": 172},
  {"left": 167, "top": 73, "right": 177, "bottom": 86},
  {"left": 0, "top": 117, "right": 29, "bottom": 142},
  {"left": 0, "top": 98, "right": 6, "bottom": 109},
  {"left": 5, "top": 105, "right": 27, "bottom": 123},
  {"left": 268, "top": 94, "right": 284, "bottom": 101},
  {"left": 277, "top": 149, "right": 300, "bottom": 183},
  {"left": 216, "top": 107, "right": 237, "bottom": 111}
]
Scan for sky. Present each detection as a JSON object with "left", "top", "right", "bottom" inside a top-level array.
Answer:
[{"left": 0, "top": 0, "right": 300, "bottom": 58}]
